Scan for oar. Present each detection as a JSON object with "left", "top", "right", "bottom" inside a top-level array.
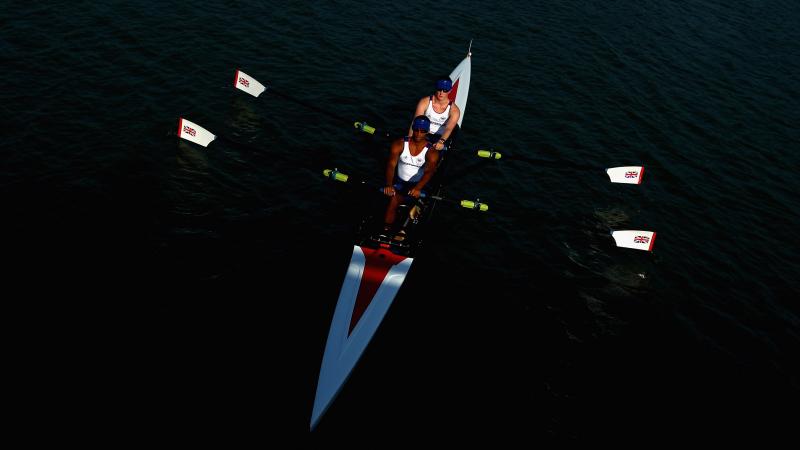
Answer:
[
  {"left": 176, "top": 116, "right": 267, "bottom": 152},
  {"left": 174, "top": 125, "right": 651, "bottom": 249},
  {"left": 475, "top": 149, "right": 645, "bottom": 184},
  {"left": 233, "top": 69, "right": 396, "bottom": 138},
  {"left": 175, "top": 116, "right": 315, "bottom": 168},
  {"left": 323, "top": 169, "right": 489, "bottom": 212},
  {"left": 177, "top": 118, "right": 217, "bottom": 147},
  {"left": 352, "top": 121, "right": 394, "bottom": 138},
  {"left": 611, "top": 230, "right": 657, "bottom": 251},
  {"left": 323, "top": 168, "right": 658, "bottom": 250}
]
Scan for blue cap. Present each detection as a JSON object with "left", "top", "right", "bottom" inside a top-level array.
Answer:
[
  {"left": 435, "top": 78, "right": 452, "bottom": 92},
  {"left": 412, "top": 115, "right": 431, "bottom": 132}
]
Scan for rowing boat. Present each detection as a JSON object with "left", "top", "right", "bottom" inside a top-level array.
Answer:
[
  {"left": 310, "top": 46, "right": 472, "bottom": 430},
  {"left": 170, "top": 53, "right": 657, "bottom": 432}
]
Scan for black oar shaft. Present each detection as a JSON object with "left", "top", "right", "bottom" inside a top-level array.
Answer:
[
  {"left": 268, "top": 88, "right": 393, "bottom": 138},
  {"left": 476, "top": 149, "right": 598, "bottom": 171},
  {"left": 323, "top": 169, "right": 488, "bottom": 212},
  {"left": 269, "top": 89, "right": 348, "bottom": 123}
]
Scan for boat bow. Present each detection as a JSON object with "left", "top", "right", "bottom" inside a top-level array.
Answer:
[{"left": 311, "top": 48, "right": 472, "bottom": 430}]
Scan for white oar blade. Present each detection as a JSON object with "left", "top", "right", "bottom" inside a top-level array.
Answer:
[
  {"left": 606, "top": 166, "right": 644, "bottom": 184},
  {"left": 234, "top": 69, "right": 266, "bottom": 97},
  {"left": 611, "top": 230, "right": 656, "bottom": 251},
  {"left": 177, "top": 118, "right": 216, "bottom": 147}
]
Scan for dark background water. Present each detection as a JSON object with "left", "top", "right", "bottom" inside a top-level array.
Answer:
[{"left": 3, "top": 0, "right": 798, "bottom": 443}]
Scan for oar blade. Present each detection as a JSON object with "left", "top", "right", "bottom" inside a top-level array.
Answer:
[
  {"left": 611, "top": 230, "right": 656, "bottom": 251},
  {"left": 606, "top": 166, "right": 644, "bottom": 184},
  {"left": 234, "top": 69, "right": 266, "bottom": 97},
  {"left": 177, "top": 118, "right": 216, "bottom": 147}
]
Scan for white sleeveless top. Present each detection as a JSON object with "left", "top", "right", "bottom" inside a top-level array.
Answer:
[
  {"left": 397, "top": 137, "right": 429, "bottom": 182},
  {"left": 424, "top": 96, "right": 451, "bottom": 135}
]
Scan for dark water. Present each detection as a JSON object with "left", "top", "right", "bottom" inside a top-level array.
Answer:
[{"left": 3, "top": 0, "right": 799, "bottom": 443}]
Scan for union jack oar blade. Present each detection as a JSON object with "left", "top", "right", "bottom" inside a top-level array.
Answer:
[
  {"left": 177, "top": 118, "right": 216, "bottom": 147},
  {"left": 233, "top": 69, "right": 266, "bottom": 97},
  {"left": 311, "top": 245, "right": 413, "bottom": 430},
  {"left": 606, "top": 166, "right": 644, "bottom": 184},
  {"left": 611, "top": 230, "right": 657, "bottom": 251}
]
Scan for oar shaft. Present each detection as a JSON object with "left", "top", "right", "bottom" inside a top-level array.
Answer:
[
  {"left": 234, "top": 70, "right": 398, "bottom": 138},
  {"left": 268, "top": 88, "right": 393, "bottom": 138},
  {"left": 476, "top": 149, "right": 644, "bottom": 183},
  {"left": 269, "top": 89, "right": 347, "bottom": 123},
  {"left": 323, "top": 169, "right": 487, "bottom": 211},
  {"left": 478, "top": 150, "right": 592, "bottom": 169}
]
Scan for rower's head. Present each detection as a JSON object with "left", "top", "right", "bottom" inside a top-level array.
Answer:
[
  {"left": 411, "top": 115, "right": 430, "bottom": 134},
  {"left": 434, "top": 77, "right": 452, "bottom": 98}
]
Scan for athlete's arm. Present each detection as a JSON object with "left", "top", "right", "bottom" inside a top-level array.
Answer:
[
  {"left": 408, "top": 148, "right": 440, "bottom": 198},
  {"left": 384, "top": 139, "right": 403, "bottom": 196}
]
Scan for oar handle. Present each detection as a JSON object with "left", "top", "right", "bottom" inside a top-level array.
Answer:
[
  {"left": 323, "top": 169, "right": 488, "bottom": 212},
  {"left": 354, "top": 121, "right": 394, "bottom": 138},
  {"left": 458, "top": 199, "right": 489, "bottom": 211},
  {"left": 354, "top": 121, "right": 377, "bottom": 135},
  {"left": 323, "top": 169, "right": 349, "bottom": 182},
  {"left": 477, "top": 149, "right": 502, "bottom": 160},
  {"left": 392, "top": 185, "right": 489, "bottom": 211}
]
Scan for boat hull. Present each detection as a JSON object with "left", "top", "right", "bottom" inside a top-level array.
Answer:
[
  {"left": 311, "top": 50, "right": 472, "bottom": 429},
  {"left": 310, "top": 245, "right": 413, "bottom": 429}
]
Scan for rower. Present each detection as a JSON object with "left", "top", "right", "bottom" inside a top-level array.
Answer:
[
  {"left": 409, "top": 76, "right": 461, "bottom": 151},
  {"left": 382, "top": 115, "right": 440, "bottom": 240}
]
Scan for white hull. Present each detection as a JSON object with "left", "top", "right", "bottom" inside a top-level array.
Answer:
[
  {"left": 311, "top": 245, "right": 413, "bottom": 429},
  {"left": 311, "top": 49, "right": 472, "bottom": 429}
]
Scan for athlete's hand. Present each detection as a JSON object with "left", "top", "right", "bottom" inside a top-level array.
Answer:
[
  {"left": 407, "top": 187, "right": 422, "bottom": 198},
  {"left": 383, "top": 186, "right": 396, "bottom": 196}
]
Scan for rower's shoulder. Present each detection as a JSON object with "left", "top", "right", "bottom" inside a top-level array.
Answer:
[
  {"left": 391, "top": 136, "right": 407, "bottom": 147},
  {"left": 413, "top": 97, "right": 429, "bottom": 114}
]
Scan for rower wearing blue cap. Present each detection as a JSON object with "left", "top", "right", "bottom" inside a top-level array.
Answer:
[
  {"left": 409, "top": 75, "right": 462, "bottom": 151},
  {"left": 383, "top": 115, "right": 440, "bottom": 238}
]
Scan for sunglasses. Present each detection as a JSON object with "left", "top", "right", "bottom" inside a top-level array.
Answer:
[
  {"left": 412, "top": 127, "right": 429, "bottom": 132},
  {"left": 436, "top": 88, "right": 451, "bottom": 93}
]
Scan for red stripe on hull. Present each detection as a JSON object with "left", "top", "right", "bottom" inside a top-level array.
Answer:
[
  {"left": 448, "top": 79, "right": 460, "bottom": 104},
  {"left": 348, "top": 247, "right": 407, "bottom": 335}
]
